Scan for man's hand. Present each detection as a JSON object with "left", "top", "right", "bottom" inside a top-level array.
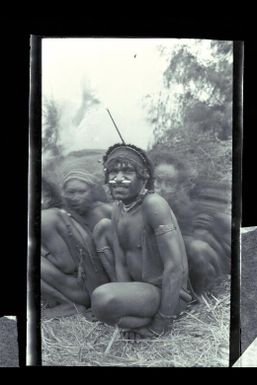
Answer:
[{"left": 147, "top": 314, "right": 171, "bottom": 335}]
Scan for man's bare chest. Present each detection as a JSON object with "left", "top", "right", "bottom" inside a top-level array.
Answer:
[{"left": 115, "top": 207, "right": 144, "bottom": 250}]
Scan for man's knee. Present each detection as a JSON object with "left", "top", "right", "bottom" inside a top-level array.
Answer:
[
  {"left": 93, "top": 218, "right": 112, "bottom": 240},
  {"left": 94, "top": 218, "right": 111, "bottom": 233},
  {"left": 188, "top": 240, "right": 209, "bottom": 267},
  {"left": 91, "top": 284, "right": 119, "bottom": 324},
  {"left": 188, "top": 239, "right": 224, "bottom": 293},
  {"left": 188, "top": 239, "right": 221, "bottom": 277}
]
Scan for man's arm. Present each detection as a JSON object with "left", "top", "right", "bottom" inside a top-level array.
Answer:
[
  {"left": 93, "top": 218, "right": 117, "bottom": 281},
  {"left": 143, "top": 194, "right": 188, "bottom": 323},
  {"left": 112, "top": 230, "right": 132, "bottom": 282}
]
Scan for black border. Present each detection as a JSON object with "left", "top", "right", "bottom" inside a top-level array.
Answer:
[
  {"left": 2, "top": 19, "right": 256, "bottom": 369},
  {"left": 27, "top": 35, "right": 42, "bottom": 366},
  {"left": 229, "top": 42, "right": 243, "bottom": 366}
]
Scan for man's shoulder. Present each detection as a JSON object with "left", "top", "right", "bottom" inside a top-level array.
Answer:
[
  {"left": 142, "top": 192, "right": 171, "bottom": 220},
  {"left": 41, "top": 207, "right": 61, "bottom": 218},
  {"left": 95, "top": 202, "right": 114, "bottom": 216},
  {"left": 41, "top": 207, "right": 65, "bottom": 227},
  {"left": 143, "top": 192, "right": 170, "bottom": 210}
]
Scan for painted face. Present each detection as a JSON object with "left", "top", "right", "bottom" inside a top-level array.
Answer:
[
  {"left": 108, "top": 161, "right": 145, "bottom": 203},
  {"left": 154, "top": 163, "right": 179, "bottom": 196},
  {"left": 62, "top": 179, "right": 93, "bottom": 213}
]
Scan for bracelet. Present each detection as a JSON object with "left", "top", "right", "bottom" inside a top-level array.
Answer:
[
  {"left": 157, "top": 311, "right": 177, "bottom": 320},
  {"left": 96, "top": 246, "right": 111, "bottom": 252}
]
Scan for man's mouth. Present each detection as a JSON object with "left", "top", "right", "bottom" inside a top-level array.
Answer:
[
  {"left": 68, "top": 201, "right": 89, "bottom": 209},
  {"left": 112, "top": 186, "right": 129, "bottom": 192}
]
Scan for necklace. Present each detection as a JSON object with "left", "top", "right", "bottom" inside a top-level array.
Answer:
[{"left": 120, "top": 188, "right": 149, "bottom": 213}]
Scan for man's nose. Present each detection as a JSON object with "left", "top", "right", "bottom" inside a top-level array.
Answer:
[
  {"left": 70, "top": 193, "right": 81, "bottom": 201},
  {"left": 115, "top": 171, "right": 125, "bottom": 182}
]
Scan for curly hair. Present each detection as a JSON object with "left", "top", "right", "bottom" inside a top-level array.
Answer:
[
  {"left": 103, "top": 143, "right": 155, "bottom": 190},
  {"left": 148, "top": 148, "right": 188, "bottom": 182}
]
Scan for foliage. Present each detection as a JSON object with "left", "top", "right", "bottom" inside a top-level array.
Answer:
[
  {"left": 42, "top": 148, "right": 106, "bottom": 188},
  {"left": 42, "top": 85, "right": 100, "bottom": 163},
  {"left": 146, "top": 40, "right": 233, "bottom": 185},
  {"left": 42, "top": 97, "right": 62, "bottom": 158}
]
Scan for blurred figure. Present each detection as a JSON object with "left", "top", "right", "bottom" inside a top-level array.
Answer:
[
  {"left": 149, "top": 149, "right": 231, "bottom": 296},
  {"left": 41, "top": 170, "right": 113, "bottom": 318},
  {"left": 153, "top": 158, "right": 196, "bottom": 236}
]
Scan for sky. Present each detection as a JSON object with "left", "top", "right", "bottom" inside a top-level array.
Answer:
[
  {"left": 42, "top": 38, "right": 220, "bottom": 154},
  {"left": 42, "top": 38, "right": 179, "bottom": 153}
]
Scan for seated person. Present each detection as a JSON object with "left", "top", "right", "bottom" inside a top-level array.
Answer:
[
  {"left": 92, "top": 144, "right": 192, "bottom": 339},
  {"left": 186, "top": 184, "right": 231, "bottom": 294},
  {"left": 150, "top": 149, "right": 231, "bottom": 297},
  {"left": 41, "top": 170, "right": 113, "bottom": 318}
]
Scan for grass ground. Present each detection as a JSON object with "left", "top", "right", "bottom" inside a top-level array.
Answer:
[{"left": 41, "top": 277, "right": 230, "bottom": 367}]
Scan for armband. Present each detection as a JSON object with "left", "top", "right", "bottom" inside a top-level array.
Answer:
[{"left": 154, "top": 224, "right": 177, "bottom": 236}]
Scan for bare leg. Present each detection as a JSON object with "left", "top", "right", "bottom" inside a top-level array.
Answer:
[
  {"left": 42, "top": 304, "right": 88, "bottom": 319},
  {"left": 91, "top": 282, "right": 161, "bottom": 329},
  {"left": 41, "top": 280, "right": 88, "bottom": 319},
  {"left": 41, "top": 278, "right": 71, "bottom": 306},
  {"left": 41, "top": 257, "right": 90, "bottom": 306},
  {"left": 42, "top": 209, "right": 79, "bottom": 273},
  {"left": 186, "top": 239, "right": 222, "bottom": 294}
]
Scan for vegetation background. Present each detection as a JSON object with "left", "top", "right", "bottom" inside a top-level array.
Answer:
[{"left": 42, "top": 39, "right": 232, "bottom": 198}]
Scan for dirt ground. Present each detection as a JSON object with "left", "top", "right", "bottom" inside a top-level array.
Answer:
[
  {"left": 240, "top": 228, "right": 257, "bottom": 353},
  {"left": 0, "top": 317, "right": 19, "bottom": 367}
]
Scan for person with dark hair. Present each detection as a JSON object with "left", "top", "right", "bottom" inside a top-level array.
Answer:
[
  {"left": 150, "top": 151, "right": 196, "bottom": 237},
  {"left": 92, "top": 143, "right": 192, "bottom": 338},
  {"left": 41, "top": 170, "right": 113, "bottom": 318},
  {"left": 149, "top": 150, "right": 231, "bottom": 296}
]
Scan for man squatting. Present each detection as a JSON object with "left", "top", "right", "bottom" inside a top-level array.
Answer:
[{"left": 91, "top": 143, "right": 192, "bottom": 338}]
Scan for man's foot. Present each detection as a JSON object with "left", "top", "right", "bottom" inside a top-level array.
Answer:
[
  {"left": 121, "top": 326, "right": 162, "bottom": 340},
  {"left": 82, "top": 308, "right": 98, "bottom": 322}
]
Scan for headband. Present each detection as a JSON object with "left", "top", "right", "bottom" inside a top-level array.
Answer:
[
  {"left": 104, "top": 146, "right": 147, "bottom": 170},
  {"left": 62, "top": 170, "right": 97, "bottom": 188}
]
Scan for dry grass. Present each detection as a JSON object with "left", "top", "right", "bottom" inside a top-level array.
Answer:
[{"left": 41, "top": 277, "right": 230, "bottom": 367}]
